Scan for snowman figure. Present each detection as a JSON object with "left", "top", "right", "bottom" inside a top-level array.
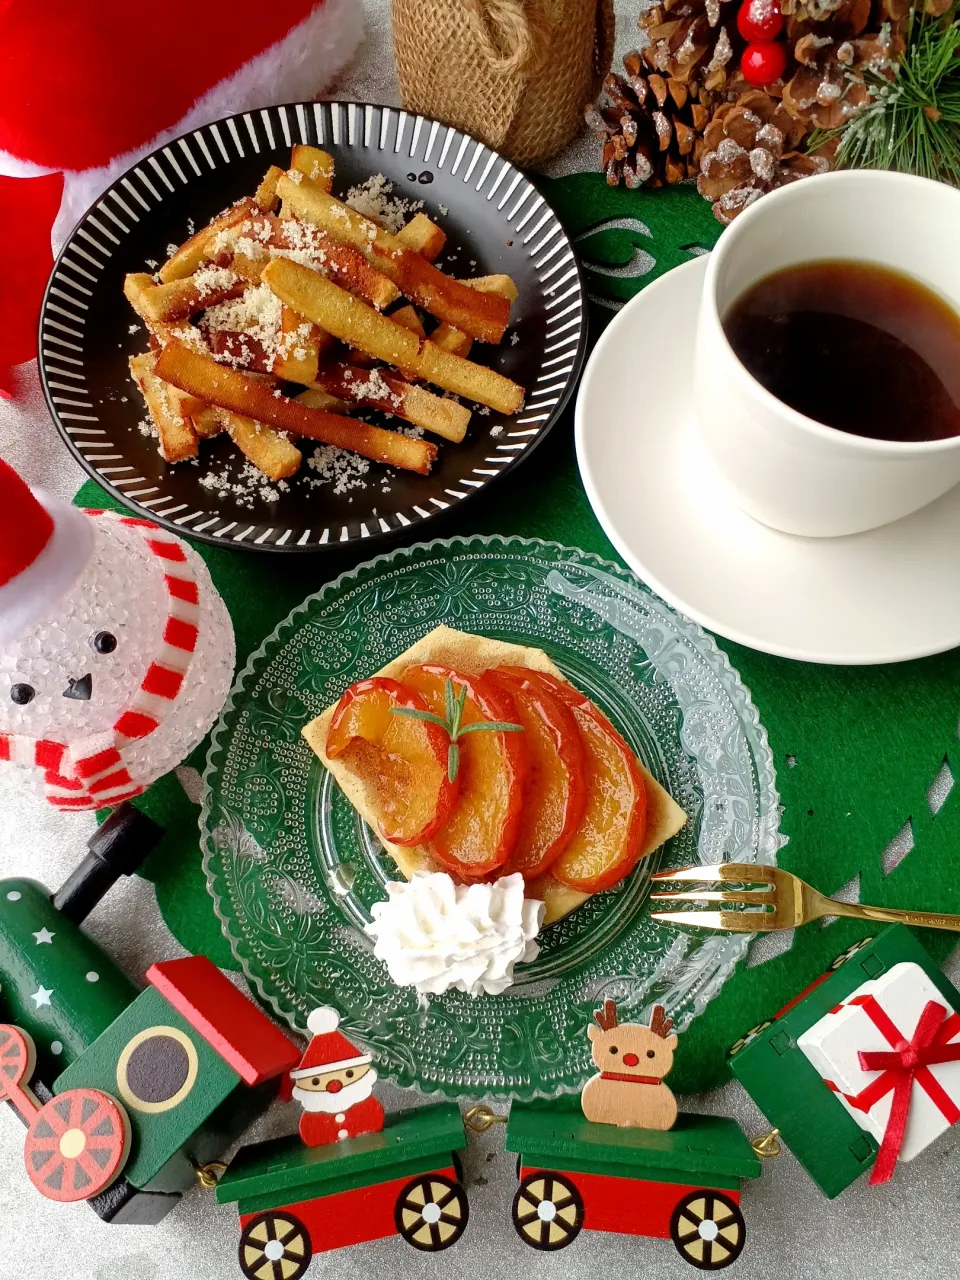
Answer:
[{"left": 0, "top": 459, "right": 234, "bottom": 808}]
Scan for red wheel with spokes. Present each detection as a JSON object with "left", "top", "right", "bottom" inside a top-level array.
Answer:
[
  {"left": 0, "top": 1024, "right": 39, "bottom": 1119},
  {"left": 24, "top": 1087, "right": 131, "bottom": 1202}
]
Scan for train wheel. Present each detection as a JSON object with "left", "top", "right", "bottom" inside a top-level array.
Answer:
[
  {"left": 0, "top": 1024, "right": 38, "bottom": 1118},
  {"left": 0, "top": 1025, "right": 34, "bottom": 1090},
  {"left": 239, "top": 1210, "right": 312, "bottom": 1280},
  {"left": 670, "top": 1190, "right": 746, "bottom": 1269},
  {"left": 24, "top": 1087, "right": 130, "bottom": 1203},
  {"left": 512, "top": 1171, "right": 584, "bottom": 1251},
  {"left": 395, "top": 1174, "right": 468, "bottom": 1251}
]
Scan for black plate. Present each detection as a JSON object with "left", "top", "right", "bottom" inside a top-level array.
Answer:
[{"left": 39, "top": 101, "right": 587, "bottom": 552}]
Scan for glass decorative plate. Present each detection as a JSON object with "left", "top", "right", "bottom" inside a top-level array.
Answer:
[{"left": 201, "top": 536, "right": 781, "bottom": 1099}]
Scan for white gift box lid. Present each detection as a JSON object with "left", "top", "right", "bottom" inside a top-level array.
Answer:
[{"left": 798, "top": 961, "right": 960, "bottom": 1163}]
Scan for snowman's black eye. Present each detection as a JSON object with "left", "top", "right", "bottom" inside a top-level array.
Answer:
[
  {"left": 91, "top": 631, "right": 117, "bottom": 655},
  {"left": 11, "top": 684, "right": 35, "bottom": 705}
]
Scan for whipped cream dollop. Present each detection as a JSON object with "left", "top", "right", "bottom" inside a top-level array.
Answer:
[{"left": 365, "top": 872, "right": 545, "bottom": 997}]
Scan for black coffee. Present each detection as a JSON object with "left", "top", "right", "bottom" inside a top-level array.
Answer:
[{"left": 722, "top": 260, "right": 960, "bottom": 442}]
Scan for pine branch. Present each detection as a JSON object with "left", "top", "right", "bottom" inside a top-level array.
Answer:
[
  {"left": 810, "top": 12, "right": 960, "bottom": 185},
  {"left": 392, "top": 678, "right": 523, "bottom": 783}
]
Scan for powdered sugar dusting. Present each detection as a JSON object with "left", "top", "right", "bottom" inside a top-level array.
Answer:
[
  {"left": 344, "top": 175, "right": 424, "bottom": 235},
  {"left": 203, "top": 284, "right": 282, "bottom": 367},
  {"left": 306, "top": 445, "right": 371, "bottom": 493},
  {"left": 199, "top": 459, "right": 289, "bottom": 507},
  {"left": 191, "top": 265, "right": 241, "bottom": 298}
]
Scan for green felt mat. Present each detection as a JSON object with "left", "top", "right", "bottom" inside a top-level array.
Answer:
[{"left": 76, "top": 175, "right": 960, "bottom": 1096}]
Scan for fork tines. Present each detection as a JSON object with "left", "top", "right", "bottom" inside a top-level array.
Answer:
[
  {"left": 650, "top": 863, "right": 777, "bottom": 884},
  {"left": 649, "top": 863, "right": 777, "bottom": 932}
]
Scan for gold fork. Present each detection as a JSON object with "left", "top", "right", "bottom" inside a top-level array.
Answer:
[{"left": 649, "top": 863, "right": 960, "bottom": 933}]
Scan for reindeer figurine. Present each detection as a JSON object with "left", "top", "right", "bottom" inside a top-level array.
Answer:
[{"left": 581, "top": 1000, "right": 679, "bottom": 1130}]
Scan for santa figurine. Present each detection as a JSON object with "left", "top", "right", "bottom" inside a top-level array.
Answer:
[
  {"left": 290, "top": 1007, "right": 385, "bottom": 1147},
  {"left": 0, "top": 458, "right": 234, "bottom": 807}
]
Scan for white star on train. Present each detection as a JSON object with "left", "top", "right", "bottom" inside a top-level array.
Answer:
[
  {"left": 32, "top": 928, "right": 55, "bottom": 945},
  {"left": 30, "top": 986, "right": 53, "bottom": 1007}
]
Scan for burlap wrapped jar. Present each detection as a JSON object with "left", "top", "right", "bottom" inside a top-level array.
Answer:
[{"left": 391, "top": 0, "right": 615, "bottom": 169}]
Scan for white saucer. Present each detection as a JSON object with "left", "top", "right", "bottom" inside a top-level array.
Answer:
[{"left": 575, "top": 256, "right": 960, "bottom": 665}]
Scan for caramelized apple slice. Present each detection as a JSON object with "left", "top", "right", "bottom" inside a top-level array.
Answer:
[
  {"left": 486, "top": 668, "right": 587, "bottom": 879},
  {"left": 326, "top": 677, "right": 458, "bottom": 846},
  {"left": 400, "top": 664, "right": 529, "bottom": 879},
  {"left": 500, "top": 668, "right": 647, "bottom": 893}
]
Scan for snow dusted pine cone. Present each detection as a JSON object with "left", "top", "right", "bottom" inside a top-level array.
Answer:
[
  {"left": 781, "top": 28, "right": 901, "bottom": 127},
  {"left": 779, "top": 0, "right": 914, "bottom": 129},
  {"left": 637, "top": 0, "right": 743, "bottom": 91},
  {"left": 586, "top": 56, "right": 717, "bottom": 187},
  {"left": 697, "top": 89, "right": 830, "bottom": 223}
]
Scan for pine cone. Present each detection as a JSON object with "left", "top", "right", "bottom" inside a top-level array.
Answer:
[
  {"left": 586, "top": 57, "right": 716, "bottom": 188},
  {"left": 781, "top": 0, "right": 873, "bottom": 36},
  {"left": 638, "top": 0, "right": 742, "bottom": 92},
  {"left": 697, "top": 89, "right": 830, "bottom": 223},
  {"left": 779, "top": 0, "right": 912, "bottom": 130},
  {"left": 781, "top": 27, "right": 902, "bottom": 127}
]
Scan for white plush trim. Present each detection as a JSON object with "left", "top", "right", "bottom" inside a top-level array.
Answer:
[
  {"left": 0, "top": 0, "right": 364, "bottom": 251},
  {"left": 0, "top": 492, "right": 93, "bottom": 645},
  {"left": 0, "top": 152, "right": 55, "bottom": 180},
  {"left": 290, "top": 1053, "right": 371, "bottom": 1079}
]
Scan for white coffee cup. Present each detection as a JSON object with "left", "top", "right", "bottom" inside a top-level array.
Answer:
[{"left": 694, "top": 170, "right": 960, "bottom": 537}]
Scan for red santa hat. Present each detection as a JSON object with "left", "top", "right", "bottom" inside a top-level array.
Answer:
[
  {"left": 0, "top": 0, "right": 363, "bottom": 395},
  {"left": 0, "top": 457, "right": 94, "bottom": 645},
  {"left": 289, "top": 1006, "right": 372, "bottom": 1080}
]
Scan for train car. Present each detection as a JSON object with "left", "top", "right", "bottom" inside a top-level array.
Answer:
[
  {"left": 505, "top": 1100, "right": 762, "bottom": 1270},
  {"left": 727, "top": 926, "right": 960, "bottom": 1198},
  {"left": 216, "top": 1101, "right": 468, "bottom": 1276},
  {"left": 0, "top": 805, "right": 301, "bottom": 1223}
]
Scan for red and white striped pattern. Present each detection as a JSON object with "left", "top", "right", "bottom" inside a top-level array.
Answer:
[{"left": 0, "top": 512, "right": 200, "bottom": 810}]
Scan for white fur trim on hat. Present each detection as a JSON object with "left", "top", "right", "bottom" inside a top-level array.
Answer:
[
  {"left": 0, "top": 490, "right": 93, "bottom": 645},
  {"left": 0, "top": 0, "right": 365, "bottom": 252},
  {"left": 290, "top": 1050, "right": 371, "bottom": 1079},
  {"left": 306, "top": 1006, "right": 341, "bottom": 1036}
]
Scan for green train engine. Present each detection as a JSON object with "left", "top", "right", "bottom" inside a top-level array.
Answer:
[{"left": 0, "top": 805, "right": 301, "bottom": 1223}]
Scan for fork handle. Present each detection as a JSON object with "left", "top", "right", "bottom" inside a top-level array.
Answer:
[{"left": 825, "top": 900, "right": 960, "bottom": 932}]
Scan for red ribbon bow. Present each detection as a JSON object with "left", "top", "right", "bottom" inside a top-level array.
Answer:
[{"left": 851, "top": 996, "right": 960, "bottom": 1184}]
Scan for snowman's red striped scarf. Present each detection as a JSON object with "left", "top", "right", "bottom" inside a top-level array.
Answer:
[{"left": 0, "top": 514, "right": 200, "bottom": 808}]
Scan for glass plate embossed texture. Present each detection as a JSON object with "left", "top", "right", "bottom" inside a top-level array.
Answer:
[{"left": 201, "top": 537, "right": 780, "bottom": 1099}]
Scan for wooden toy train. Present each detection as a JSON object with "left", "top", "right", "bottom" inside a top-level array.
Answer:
[
  {"left": 211, "top": 1095, "right": 762, "bottom": 1274},
  {"left": 0, "top": 808, "right": 768, "bottom": 1269},
  {"left": 213, "top": 1001, "right": 765, "bottom": 1274},
  {"left": 0, "top": 805, "right": 302, "bottom": 1224}
]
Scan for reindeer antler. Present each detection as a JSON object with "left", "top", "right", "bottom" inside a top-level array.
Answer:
[
  {"left": 649, "top": 1004, "right": 674, "bottom": 1039},
  {"left": 593, "top": 999, "right": 618, "bottom": 1031}
]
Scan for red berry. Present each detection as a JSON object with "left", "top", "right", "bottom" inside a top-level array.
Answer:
[
  {"left": 741, "top": 40, "right": 787, "bottom": 86},
  {"left": 737, "top": 0, "right": 784, "bottom": 42}
]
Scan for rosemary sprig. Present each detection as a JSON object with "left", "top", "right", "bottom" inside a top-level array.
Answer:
[
  {"left": 810, "top": 12, "right": 960, "bottom": 186},
  {"left": 392, "top": 678, "right": 524, "bottom": 783}
]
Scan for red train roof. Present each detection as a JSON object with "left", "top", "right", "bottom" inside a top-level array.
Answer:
[{"left": 147, "top": 956, "right": 301, "bottom": 1085}]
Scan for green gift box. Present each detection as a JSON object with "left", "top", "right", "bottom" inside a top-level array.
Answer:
[{"left": 728, "top": 925, "right": 960, "bottom": 1198}]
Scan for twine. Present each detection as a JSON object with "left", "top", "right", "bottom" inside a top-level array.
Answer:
[{"left": 461, "top": 0, "right": 545, "bottom": 75}]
